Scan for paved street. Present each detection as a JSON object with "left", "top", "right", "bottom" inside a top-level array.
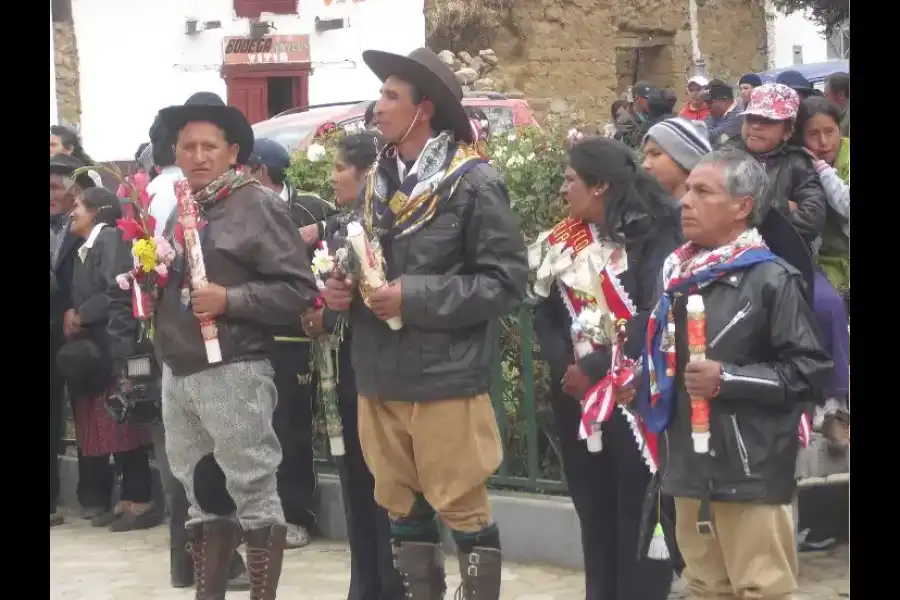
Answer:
[{"left": 51, "top": 515, "right": 849, "bottom": 599}]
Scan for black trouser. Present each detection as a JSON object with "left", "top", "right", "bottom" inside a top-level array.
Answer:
[
  {"left": 335, "top": 339, "right": 405, "bottom": 600},
  {"left": 271, "top": 339, "right": 317, "bottom": 530},
  {"left": 77, "top": 446, "right": 153, "bottom": 507},
  {"left": 551, "top": 386, "right": 675, "bottom": 600},
  {"left": 50, "top": 327, "right": 65, "bottom": 514},
  {"left": 153, "top": 425, "right": 192, "bottom": 550}
]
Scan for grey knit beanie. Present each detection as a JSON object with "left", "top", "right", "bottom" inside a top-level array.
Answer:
[{"left": 643, "top": 117, "right": 713, "bottom": 171}]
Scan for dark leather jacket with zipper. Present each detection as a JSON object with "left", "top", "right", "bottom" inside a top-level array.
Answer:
[{"left": 659, "top": 257, "right": 832, "bottom": 505}]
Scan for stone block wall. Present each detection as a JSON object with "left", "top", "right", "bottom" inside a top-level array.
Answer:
[
  {"left": 430, "top": 0, "right": 768, "bottom": 124},
  {"left": 54, "top": 21, "right": 81, "bottom": 126}
]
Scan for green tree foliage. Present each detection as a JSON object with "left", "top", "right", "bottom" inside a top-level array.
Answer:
[{"left": 771, "top": 0, "right": 849, "bottom": 35}]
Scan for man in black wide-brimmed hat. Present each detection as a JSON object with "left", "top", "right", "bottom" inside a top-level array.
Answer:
[
  {"left": 322, "top": 48, "right": 528, "bottom": 599},
  {"left": 151, "top": 91, "right": 319, "bottom": 599}
]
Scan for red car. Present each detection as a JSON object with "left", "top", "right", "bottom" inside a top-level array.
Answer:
[{"left": 252, "top": 93, "right": 538, "bottom": 153}]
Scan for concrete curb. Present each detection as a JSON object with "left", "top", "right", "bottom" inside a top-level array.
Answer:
[{"left": 58, "top": 456, "right": 585, "bottom": 570}]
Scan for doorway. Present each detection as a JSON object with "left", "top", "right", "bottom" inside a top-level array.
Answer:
[
  {"left": 222, "top": 63, "right": 311, "bottom": 124},
  {"left": 268, "top": 77, "right": 295, "bottom": 116}
]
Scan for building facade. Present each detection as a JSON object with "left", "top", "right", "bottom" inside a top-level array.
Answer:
[{"left": 61, "top": 0, "right": 425, "bottom": 160}]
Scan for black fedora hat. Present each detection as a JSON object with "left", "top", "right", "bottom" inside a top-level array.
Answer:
[
  {"left": 50, "top": 154, "right": 96, "bottom": 189},
  {"left": 362, "top": 47, "right": 474, "bottom": 144},
  {"left": 157, "top": 92, "right": 254, "bottom": 164}
]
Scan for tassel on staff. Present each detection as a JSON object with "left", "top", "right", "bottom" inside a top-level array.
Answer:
[{"left": 647, "top": 489, "right": 670, "bottom": 561}]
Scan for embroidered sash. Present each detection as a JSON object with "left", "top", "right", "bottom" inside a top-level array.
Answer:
[{"left": 530, "top": 218, "right": 658, "bottom": 473}]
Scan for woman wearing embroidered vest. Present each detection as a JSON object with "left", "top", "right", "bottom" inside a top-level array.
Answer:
[
  {"left": 531, "top": 137, "right": 681, "bottom": 600},
  {"left": 303, "top": 131, "right": 407, "bottom": 600},
  {"left": 55, "top": 187, "right": 158, "bottom": 531},
  {"left": 795, "top": 97, "right": 850, "bottom": 454}
]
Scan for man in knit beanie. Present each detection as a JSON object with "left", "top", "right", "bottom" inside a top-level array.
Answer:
[
  {"left": 738, "top": 73, "right": 763, "bottom": 107},
  {"left": 641, "top": 117, "right": 712, "bottom": 200}
]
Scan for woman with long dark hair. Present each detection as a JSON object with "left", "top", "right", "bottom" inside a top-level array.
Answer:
[
  {"left": 531, "top": 137, "right": 680, "bottom": 600},
  {"left": 55, "top": 187, "right": 158, "bottom": 531},
  {"left": 302, "top": 131, "right": 406, "bottom": 600}
]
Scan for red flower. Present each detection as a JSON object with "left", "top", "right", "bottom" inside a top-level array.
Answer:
[
  {"left": 314, "top": 295, "right": 325, "bottom": 309},
  {"left": 117, "top": 218, "right": 146, "bottom": 241},
  {"left": 156, "top": 271, "right": 169, "bottom": 288}
]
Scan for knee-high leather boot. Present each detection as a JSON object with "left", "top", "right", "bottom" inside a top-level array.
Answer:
[
  {"left": 186, "top": 520, "right": 241, "bottom": 600},
  {"left": 455, "top": 547, "right": 501, "bottom": 600},
  {"left": 244, "top": 524, "right": 287, "bottom": 600},
  {"left": 393, "top": 541, "right": 447, "bottom": 599}
]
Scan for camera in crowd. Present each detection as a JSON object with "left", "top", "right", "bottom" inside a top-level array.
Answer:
[{"left": 106, "top": 353, "right": 162, "bottom": 426}]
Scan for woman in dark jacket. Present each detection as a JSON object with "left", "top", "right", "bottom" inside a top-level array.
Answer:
[
  {"left": 302, "top": 131, "right": 405, "bottom": 600},
  {"left": 532, "top": 137, "right": 681, "bottom": 600},
  {"left": 55, "top": 187, "right": 158, "bottom": 531}
]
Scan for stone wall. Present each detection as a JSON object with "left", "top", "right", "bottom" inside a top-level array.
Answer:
[
  {"left": 54, "top": 21, "right": 81, "bottom": 126},
  {"left": 430, "top": 0, "right": 768, "bottom": 124}
]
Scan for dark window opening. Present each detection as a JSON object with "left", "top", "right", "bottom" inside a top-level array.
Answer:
[{"left": 267, "top": 77, "right": 294, "bottom": 118}]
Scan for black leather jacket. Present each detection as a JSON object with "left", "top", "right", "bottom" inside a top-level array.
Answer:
[
  {"left": 729, "top": 140, "right": 826, "bottom": 245},
  {"left": 659, "top": 257, "right": 833, "bottom": 505},
  {"left": 348, "top": 161, "right": 528, "bottom": 402}
]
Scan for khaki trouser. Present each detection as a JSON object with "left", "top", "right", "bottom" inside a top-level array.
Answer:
[
  {"left": 357, "top": 393, "right": 502, "bottom": 533},
  {"left": 675, "top": 497, "right": 799, "bottom": 600}
]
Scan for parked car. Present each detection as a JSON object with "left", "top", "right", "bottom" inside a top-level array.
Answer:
[{"left": 252, "top": 92, "right": 538, "bottom": 154}]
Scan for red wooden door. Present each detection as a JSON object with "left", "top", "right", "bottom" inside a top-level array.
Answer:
[
  {"left": 226, "top": 78, "right": 268, "bottom": 124},
  {"left": 291, "top": 75, "right": 309, "bottom": 112}
]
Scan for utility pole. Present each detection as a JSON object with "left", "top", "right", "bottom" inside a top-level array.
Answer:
[{"left": 688, "top": 0, "right": 708, "bottom": 78}]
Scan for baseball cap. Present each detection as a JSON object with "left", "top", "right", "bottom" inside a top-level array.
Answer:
[
  {"left": 687, "top": 75, "right": 710, "bottom": 88},
  {"left": 706, "top": 79, "right": 733, "bottom": 101},
  {"left": 247, "top": 138, "right": 291, "bottom": 171},
  {"left": 632, "top": 81, "right": 656, "bottom": 100},
  {"left": 744, "top": 84, "right": 800, "bottom": 121}
]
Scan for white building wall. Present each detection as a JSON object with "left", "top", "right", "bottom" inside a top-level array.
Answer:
[
  {"left": 71, "top": 0, "right": 425, "bottom": 161},
  {"left": 770, "top": 8, "right": 829, "bottom": 68},
  {"left": 51, "top": 1, "right": 58, "bottom": 126}
]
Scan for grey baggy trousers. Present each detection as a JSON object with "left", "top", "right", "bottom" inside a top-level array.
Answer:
[{"left": 162, "top": 359, "right": 285, "bottom": 530}]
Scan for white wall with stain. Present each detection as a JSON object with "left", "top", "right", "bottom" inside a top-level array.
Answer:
[{"left": 71, "top": 0, "right": 425, "bottom": 160}]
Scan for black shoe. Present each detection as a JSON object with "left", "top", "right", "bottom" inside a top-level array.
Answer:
[
  {"left": 50, "top": 513, "right": 65, "bottom": 527},
  {"left": 108, "top": 509, "right": 162, "bottom": 532}
]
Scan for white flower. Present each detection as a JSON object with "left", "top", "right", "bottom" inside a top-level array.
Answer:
[
  {"left": 306, "top": 143, "right": 327, "bottom": 163},
  {"left": 311, "top": 244, "right": 335, "bottom": 277},
  {"left": 506, "top": 154, "right": 525, "bottom": 168},
  {"left": 507, "top": 133, "right": 517, "bottom": 142},
  {"left": 527, "top": 152, "right": 535, "bottom": 161},
  {"left": 493, "top": 145, "right": 507, "bottom": 158},
  {"left": 567, "top": 128, "right": 584, "bottom": 142}
]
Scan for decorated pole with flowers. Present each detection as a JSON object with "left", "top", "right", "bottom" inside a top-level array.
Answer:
[
  {"left": 310, "top": 242, "right": 348, "bottom": 457},
  {"left": 345, "top": 221, "right": 403, "bottom": 330},
  {"left": 72, "top": 164, "right": 174, "bottom": 327},
  {"left": 174, "top": 180, "right": 222, "bottom": 364}
]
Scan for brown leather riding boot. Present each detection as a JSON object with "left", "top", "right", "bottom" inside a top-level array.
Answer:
[
  {"left": 392, "top": 541, "right": 447, "bottom": 599},
  {"left": 455, "top": 547, "right": 501, "bottom": 600},
  {"left": 186, "top": 520, "right": 242, "bottom": 600},
  {"left": 244, "top": 524, "right": 287, "bottom": 600}
]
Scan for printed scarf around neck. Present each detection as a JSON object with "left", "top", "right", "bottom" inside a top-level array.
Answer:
[
  {"left": 637, "top": 228, "right": 778, "bottom": 434},
  {"left": 362, "top": 131, "right": 485, "bottom": 240}
]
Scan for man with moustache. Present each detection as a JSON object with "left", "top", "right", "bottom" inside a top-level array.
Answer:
[
  {"left": 152, "top": 92, "right": 318, "bottom": 599},
  {"left": 322, "top": 48, "right": 528, "bottom": 600}
]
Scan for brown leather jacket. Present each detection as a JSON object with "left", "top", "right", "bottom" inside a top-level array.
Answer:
[{"left": 155, "top": 184, "right": 318, "bottom": 376}]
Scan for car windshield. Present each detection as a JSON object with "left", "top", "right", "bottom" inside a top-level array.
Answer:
[{"left": 252, "top": 105, "right": 361, "bottom": 153}]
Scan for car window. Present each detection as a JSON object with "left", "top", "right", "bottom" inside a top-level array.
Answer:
[
  {"left": 338, "top": 117, "right": 367, "bottom": 135},
  {"left": 480, "top": 107, "right": 515, "bottom": 135}
]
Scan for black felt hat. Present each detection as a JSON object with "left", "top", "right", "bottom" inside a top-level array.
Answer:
[
  {"left": 157, "top": 92, "right": 254, "bottom": 164},
  {"left": 362, "top": 47, "right": 473, "bottom": 143},
  {"left": 50, "top": 154, "right": 96, "bottom": 189}
]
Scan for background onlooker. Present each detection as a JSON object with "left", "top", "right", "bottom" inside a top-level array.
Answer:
[
  {"left": 824, "top": 72, "right": 850, "bottom": 137},
  {"left": 705, "top": 79, "right": 742, "bottom": 147},
  {"left": 678, "top": 75, "right": 711, "bottom": 121},
  {"left": 737, "top": 73, "right": 763, "bottom": 108}
]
